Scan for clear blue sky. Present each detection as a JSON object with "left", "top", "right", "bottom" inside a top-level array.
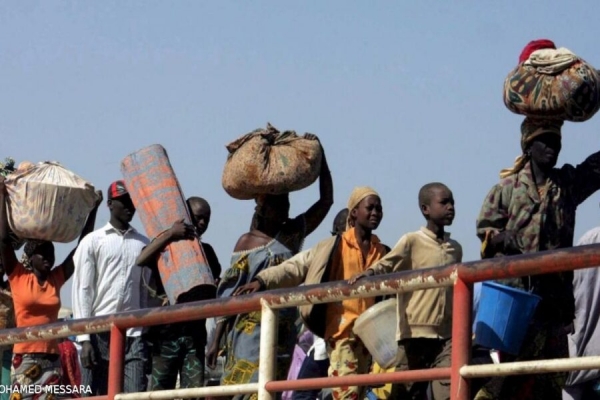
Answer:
[{"left": 1, "top": 1, "right": 600, "bottom": 307}]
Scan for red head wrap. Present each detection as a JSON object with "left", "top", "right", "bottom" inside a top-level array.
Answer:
[{"left": 518, "top": 39, "right": 556, "bottom": 63}]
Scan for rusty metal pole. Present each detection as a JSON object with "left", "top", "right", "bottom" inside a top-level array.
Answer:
[
  {"left": 258, "top": 299, "right": 277, "bottom": 400},
  {"left": 451, "top": 278, "right": 472, "bottom": 400},
  {"left": 107, "top": 325, "right": 125, "bottom": 400}
]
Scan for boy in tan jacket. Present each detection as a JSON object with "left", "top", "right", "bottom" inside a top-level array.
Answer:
[{"left": 350, "top": 182, "right": 462, "bottom": 400}]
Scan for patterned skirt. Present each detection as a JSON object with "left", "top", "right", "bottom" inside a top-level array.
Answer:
[
  {"left": 221, "top": 308, "right": 298, "bottom": 400},
  {"left": 10, "top": 353, "right": 62, "bottom": 400}
]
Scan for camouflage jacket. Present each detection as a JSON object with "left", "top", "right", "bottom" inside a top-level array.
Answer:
[{"left": 476, "top": 154, "right": 600, "bottom": 324}]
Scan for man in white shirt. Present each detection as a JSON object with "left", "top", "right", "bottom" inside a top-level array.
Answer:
[{"left": 72, "top": 180, "right": 150, "bottom": 396}]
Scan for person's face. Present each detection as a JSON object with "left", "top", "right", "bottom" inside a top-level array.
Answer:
[
  {"left": 30, "top": 242, "right": 55, "bottom": 273},
  {"left": 529, "top": 133, "right": 561, "bottom": 170},
  {"left": 190, "top": 203, "right": 211, "bottom": 237},
  {"left": 351, "top": 195, "right": 383, "bottom": 231},
  {"left": 422, "top": 187, "right": 455, "bottom": 226},
  {"left": 259, "top": 194, "right": 290, "bottom": 223},
  {"left": 108, "top": 194, "right": 136, "bottom": 223}
]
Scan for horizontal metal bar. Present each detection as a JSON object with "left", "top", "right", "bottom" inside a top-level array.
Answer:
[
  {"left": 460, "top": 356, "right": 600, "bottom": 378},
  {"left": 115, "top": 383, "right": 258, "bottom": 399},
  {"left": 0, "top": 244, "right": 599, "bottom": 346},
  {"left": 264, "top": 368, "right": 452, "bottom": 392},
  {"left": 456, "top": 243, "right": 600, "bottom": 284}
]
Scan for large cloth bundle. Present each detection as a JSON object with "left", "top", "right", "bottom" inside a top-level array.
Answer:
[
  {"left": 121, "top": 144, "right": 215, "bottom": 305},
  {"left": 1, "top": 158, "right": 24, "bottom": 249},
  {"left": 5, "top": 162, "right": 99, "bottom": 243},
  {"left": 222, "top": 123, "right": 322, "bottom": 200},
  {"left": 504, "top": 47, "right": 600, "bottom": 122}
]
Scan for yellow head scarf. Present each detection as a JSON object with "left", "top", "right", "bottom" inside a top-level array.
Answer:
[
  {"left": 499, "top": 117, "right": 563, "bottom": 178},
  {"left": 346, "top": 186, "right": 379, "bottom": 230}
]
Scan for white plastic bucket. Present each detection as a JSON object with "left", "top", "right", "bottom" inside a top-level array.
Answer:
[{"left": 353, "top": 298, "right": 398, "bottom": 368}]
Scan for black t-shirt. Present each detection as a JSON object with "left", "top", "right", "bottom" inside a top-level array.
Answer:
[{"left": 147, "top": 241, "right": 222, "bottom": 343}]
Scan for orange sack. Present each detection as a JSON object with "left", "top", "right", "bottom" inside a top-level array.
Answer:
[{"left": 121, "top": 144, "right": 215, "bottom": 304}]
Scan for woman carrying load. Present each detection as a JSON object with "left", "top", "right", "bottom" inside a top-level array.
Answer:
[
  {"left": 206, "top": 134, "right": 333, "bottom": 399},
  {"left": 0, "top": 176, "right": 102, "bottom": 399},
  {"left": 475, "top": 115, "right": 600, "bottom": 399}
]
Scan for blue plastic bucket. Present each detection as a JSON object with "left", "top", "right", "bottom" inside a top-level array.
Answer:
[{"left": 474, "top": 282, "right": 541, "bottom": 355}]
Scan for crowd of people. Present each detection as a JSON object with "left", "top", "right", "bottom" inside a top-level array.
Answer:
[
  {"left": 0, "top": 110, "right": 598, "bottom": 400},
  {"left": 1, "top": 40, "right": 600, "bottom": 398}
]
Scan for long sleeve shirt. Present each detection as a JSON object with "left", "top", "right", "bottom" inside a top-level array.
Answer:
[
  {"left": 566, "top": 227, "right": 600, "bottom": 387},
  {"left": 476, "top": 157, "right": 600, "bottom": 325},
  {"left": 367, "top": 227, "right": 463, "bottom": 340},
  {"left": 72, "top": 223, "right": 150, "bottom": 342}
]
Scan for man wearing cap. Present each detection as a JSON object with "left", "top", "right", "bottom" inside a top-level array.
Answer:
[{"left": 72, "top": 180, "right": 151, "bottom": 396}]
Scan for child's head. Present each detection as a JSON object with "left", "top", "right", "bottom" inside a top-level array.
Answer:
[
  {"left": 187, "top": 196, "right": 212, "bottom": 237},
  {"left": 331, "top": 208, "right": 349, "bottom": 236},
  {"left": 418, "top": 182, "right": 455, "bottom": 227},
  {"left": 347, "top": 187, "right": 383, "bottom": 232}
]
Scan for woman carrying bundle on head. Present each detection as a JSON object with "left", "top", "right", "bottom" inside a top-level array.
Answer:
[
  {"left": 0, "top": 175, "right": 102, "bottom": 399},
  {"left": 206, "top": 133, "right": 333, "bottom": 399},
  {"left": 476, "top": 116, "right": 600, "bottom": 399}
]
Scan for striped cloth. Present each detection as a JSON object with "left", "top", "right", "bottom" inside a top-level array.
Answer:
[{"left": 121, "top": 144, "right": 215, "bottom": 304}]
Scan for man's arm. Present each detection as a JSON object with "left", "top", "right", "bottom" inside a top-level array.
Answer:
[
  {"left": 349, "top": 234, "right": 411, "bottom": 284},
  {"left": 136, "top": 219, "right": 195, "bottom": 267},
  {"left": 72, "top": 237, "right": 97, "bottom": 343},
  {"left": 62, "top": 190, "right": 103, "bottom": 280},
  {"left": 233, "top": 248, "right": 315, "bottom": 296}
]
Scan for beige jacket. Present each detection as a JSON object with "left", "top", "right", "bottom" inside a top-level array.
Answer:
[
  {"left": 257, "top": 236, "right": 340, "bottom": 338},
  {"left": 368, "top": 227, "right": 463, "bottom": 340}
]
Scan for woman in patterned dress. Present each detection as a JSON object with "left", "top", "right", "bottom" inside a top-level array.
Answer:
[{"left": 206, "top": 135, "right": 332, "bottom": 399}]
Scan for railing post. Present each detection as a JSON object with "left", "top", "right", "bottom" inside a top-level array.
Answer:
[
  {"left": 451, "top": 278, "right": 472, "bottom": 400},
  {"left": 258, "top": 299, "right": 277, "bottom": 400},
  {"left": 108, "top": 325, "right": 126, "bottom": 400}
]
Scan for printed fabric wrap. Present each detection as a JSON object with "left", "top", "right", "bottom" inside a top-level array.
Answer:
[
  {"left": 503, "top": 49, "right": 600, "bottom": 122},
  {"left": 0, "top": 289, "right": 15, "bottom": 351},
  {"left": 217, "top": 219, "right": 305, "bottom": 399},
  {"left": 121, "top": 144, "right": 215, "bottom": 305}
]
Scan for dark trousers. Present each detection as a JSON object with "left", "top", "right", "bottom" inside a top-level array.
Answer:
[
  {"left": 292, "top": 350, "right": 329, "bottom": 400},
  {"left": 81, "top": 333, "right": 148, "bottom": 396},
  {"left": 391, "top": 338, "right": 452, "bottom": 400},
  {"left": 151, "top": 334, "right": 205, "bottom": 391}
]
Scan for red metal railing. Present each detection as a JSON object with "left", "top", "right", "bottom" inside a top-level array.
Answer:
[{"left": 1, "top": 244, "right": 600, "bottom": 399}]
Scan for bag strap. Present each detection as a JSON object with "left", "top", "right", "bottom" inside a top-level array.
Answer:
[
  {"left": 322, "top": 234, "right": 342, "bottom": 282},
  {"left": 308, "top": 235, "right": 342, "bottom": 338}
]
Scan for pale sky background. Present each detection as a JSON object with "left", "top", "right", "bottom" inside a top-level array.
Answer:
[{"left": 1, "top": 1, "right": 600, "bottom": 307}]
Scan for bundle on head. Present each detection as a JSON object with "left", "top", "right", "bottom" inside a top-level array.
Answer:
[
  {"left": 504, "top": 39, "right": 600, "bottom": 122},
  {"left": 222, "top": 123, "right": 323, "bottom": 200}
]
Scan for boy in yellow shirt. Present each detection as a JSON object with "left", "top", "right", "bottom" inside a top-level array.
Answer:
[{"left": 351, "top": 182, "right": 462, "bottom": 400}]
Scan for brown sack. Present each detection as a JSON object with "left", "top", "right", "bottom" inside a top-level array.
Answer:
[{"left": 222, "top": 123, "right": 323, "bottom": 200}]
